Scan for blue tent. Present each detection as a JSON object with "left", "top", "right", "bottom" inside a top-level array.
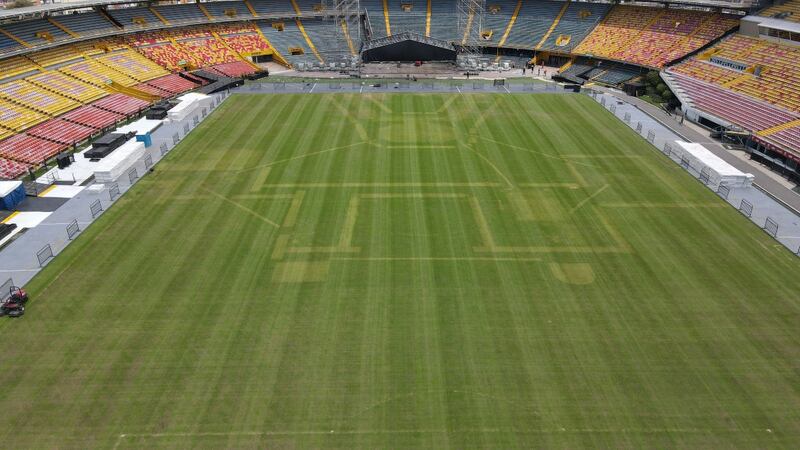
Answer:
[{"left": 0, "top": 181, "right": 25, "bottom": 210}]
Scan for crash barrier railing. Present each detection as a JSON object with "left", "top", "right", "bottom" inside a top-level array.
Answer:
[
  {"left": 90, "top": 199, "right": 103, "bottom": 218},
  {"left": 108, "top": 182, "right": 120, "bottom": 202},
  {"left": 717, "top": 184, "right": 730, "bottom": 200},
  {"left": 740, "top": 199, "right": 754, "bottom": 218},
  {"left": 765, "top": 217, "right": 779, "bottom": 238},
  {"left": 66, "top": 219, "right": 80, "bottom": 240},
  {"left": 127, "top": 167, "right": 138, "bottom": 185},
  {"left": 144, "top": 154, "right": 153, "bottom": 171},
  {"left": 36, "top": 244, "right": 53, "bottom": 267}
]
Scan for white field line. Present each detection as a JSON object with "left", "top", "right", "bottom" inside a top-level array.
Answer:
[
  {"left": 570, "top": 184, "right": 610, "bottom": 213},
  {"left": 309, "top": 82, "right": 317, "bottom": 93},
  {"left": 114, "top": 425, "right": 768, "bottom": 448},
  {"left": 237, "top": 142, "right": 366, "bottom": 174}
]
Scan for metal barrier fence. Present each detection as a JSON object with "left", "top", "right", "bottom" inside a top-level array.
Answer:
[
  {"left": 90, "top": 199, "right": 103, "bottom": 218},
  {"left": 144, "top": 154, "right": 153, "bottom": 170},
  {"left": 128, "top": 167, "right": 138, "bottom": 184},
  {"left": 66, "top": 219, "right": 80, "bottom": 240},
  {"left": 183, "top": 123, "right": 190, "bottom": 134},
  {"left": 765, "top": 217, "right": 779, "bottom": 237},
  {"left": 717, "top": 184, "right": 730, "bottom": 200},
  {"left": 172, "top": 133, "right": 180, "bottom": 145},
  {"left": 108, "top": 182, "right": 120, "bottom": 201},
  {"left": 740, "top": 199, "right": 754, "bottom": 217},
  {"left": 699, "top": 167, "right": 711, "bottom": 185},
  {"left": 160, "top": 142, "right": 168, "bottom": 156},
  {"left": 36, "top": 244, "right": 53, "bottom": 267}
]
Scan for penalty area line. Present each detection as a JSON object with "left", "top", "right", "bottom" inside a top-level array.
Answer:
[
  {"left": 237, "top": 142, "right": 366, "bottom": 174},
  {"left": 200, "top": 187, "right": 281, "bottom": 228}
]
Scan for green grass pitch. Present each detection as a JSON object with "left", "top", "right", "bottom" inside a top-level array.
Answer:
[{"left": 3, "top": 93, "right": 800, "bottom": 448}]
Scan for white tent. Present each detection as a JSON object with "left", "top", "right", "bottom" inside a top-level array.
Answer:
[{"left": 673, "top": 141, "right": 754, "bottom": 188}]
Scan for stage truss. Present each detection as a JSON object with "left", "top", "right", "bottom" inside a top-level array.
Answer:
[
  {"left": 324, "top": 0, "right": 362, "bottom": 67},
  {"left": 457, "top": 0, "right": 485, "bottom": 65}
]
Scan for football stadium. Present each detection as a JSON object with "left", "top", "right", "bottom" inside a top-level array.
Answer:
[{"left": 0, "top": 0, "right": 799, "bottom": 448}]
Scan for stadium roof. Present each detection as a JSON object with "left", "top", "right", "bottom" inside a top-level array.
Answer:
[
  {"left": 742, "top": 15, "right": 800, "bottom": 34},
  {"left": 0, "top": 0, "right": 125, "bottom": 20}
]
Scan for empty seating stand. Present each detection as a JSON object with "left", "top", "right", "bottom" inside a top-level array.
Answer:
[
  {"left": 0, "top": 157, "right": 31, "bottom": 179},
  {"left": 574, "top": 6, "right": 736, "bottom": 68},
  {"left": 154, "top": 4, "right": 208, "bottom": 24},
  {"left": 505, "top": 1, "right": 564, "bottom": 49},
  {"left": 0, "top": 134, "right": 65, "bottom": 165},
  {"left": 51, "top": 11, "right": 118, "bottom": 36},
  {"left": 0, "top": 99, "right": 48, "bottom": 132},
  {"left": 760, "top": 0, "right": 800, "bottom": 23},
  {"left": 91, "top": 94, "right": 150, "bottom": 116},
  {"left": 0, "top": 19, "right": 71, "bottom": 46},
  {"left": 539, "top": 2, "right": 611, "bottom": 53},
  {"left": 0, "top": 80, "right": 79, "bottom": 117},
  {"left": 26, "top": 119, "right": 96, "bottom": 145},
  {"left": 144, "top": 73, "right": 199, "bottom": 95},
  {"left": 0, "top": 32, "right": 22, "bottom": 55},
  {"left": 60, "top": 105, "right": 124, "bottom": 130},
  {"left": 249, "top": 0, "right": 300, "bottom": 17},
  {"left": 97, "top": 50, "right": 170, "bottom": 82},
  {"left": 0, "top": 57, "right": 38, "bottom": 82},
  {"left": 26, "top": 72, "right": 107, "bottom": 103},
  {"left": 667, "top": 72, "right": 798, "bottom": 132},
  {"left": 257, "top": 21, "right": 316, "bottom": 66},
  {"left": 210, "top": 61, "right": 258, "bottom": 77},
  {"left": 108, "top": 7, "right": 162, "bottom": 28},
  {"left": 204, "top": 1, "right": 255, "bottom": 19}
]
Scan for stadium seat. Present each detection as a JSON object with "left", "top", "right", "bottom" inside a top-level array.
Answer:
[
  {"left": 0, "top": 99, "right": 48, "bottom": 132},
  {"left": 0, "top": 157, "right": 31, "bottom": 179},
  {"left": 574, "top": 6, "right": 737, "bottom": 68},
  {"left": 0, "top": 80, "right": 79, "bottom": 116},
  {"left": 91, "top": 93, "right": 150, "bottom": 116},
  {"left": 59, "top": 59, "right": 139, "bottom": 87},
  {"left": 0, "top": 57, "right": 39, "bottom": 82},
  {"left": 0, "top": 133, "right": 66, "bottom": 165},
  {"left": 59, "top": 105, "right": 124, "bottom": 130},
  {"left": 25, "top": 118, "right": 96, "bottom": 145},
  {"left": 96, "top": 50, "right": 170, "bottom": 82},
  {"left": 26, "top": 71, "right": 108, "bottom": 103},
  {"left": 759, "top": 0, "right": 800, "bottom": 23}
]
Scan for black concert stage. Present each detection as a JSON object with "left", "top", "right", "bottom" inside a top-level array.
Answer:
[{"left": 361, "top": 32, "right": 457, "bottom": 63}]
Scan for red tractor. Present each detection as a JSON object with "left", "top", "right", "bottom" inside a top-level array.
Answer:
[{"left": 0, "top": 286, "right": 27, "bottom": 318}]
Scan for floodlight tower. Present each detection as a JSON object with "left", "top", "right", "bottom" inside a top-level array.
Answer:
[{"left": 457, "top": 0, "right": 485, "bottom": 67}]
